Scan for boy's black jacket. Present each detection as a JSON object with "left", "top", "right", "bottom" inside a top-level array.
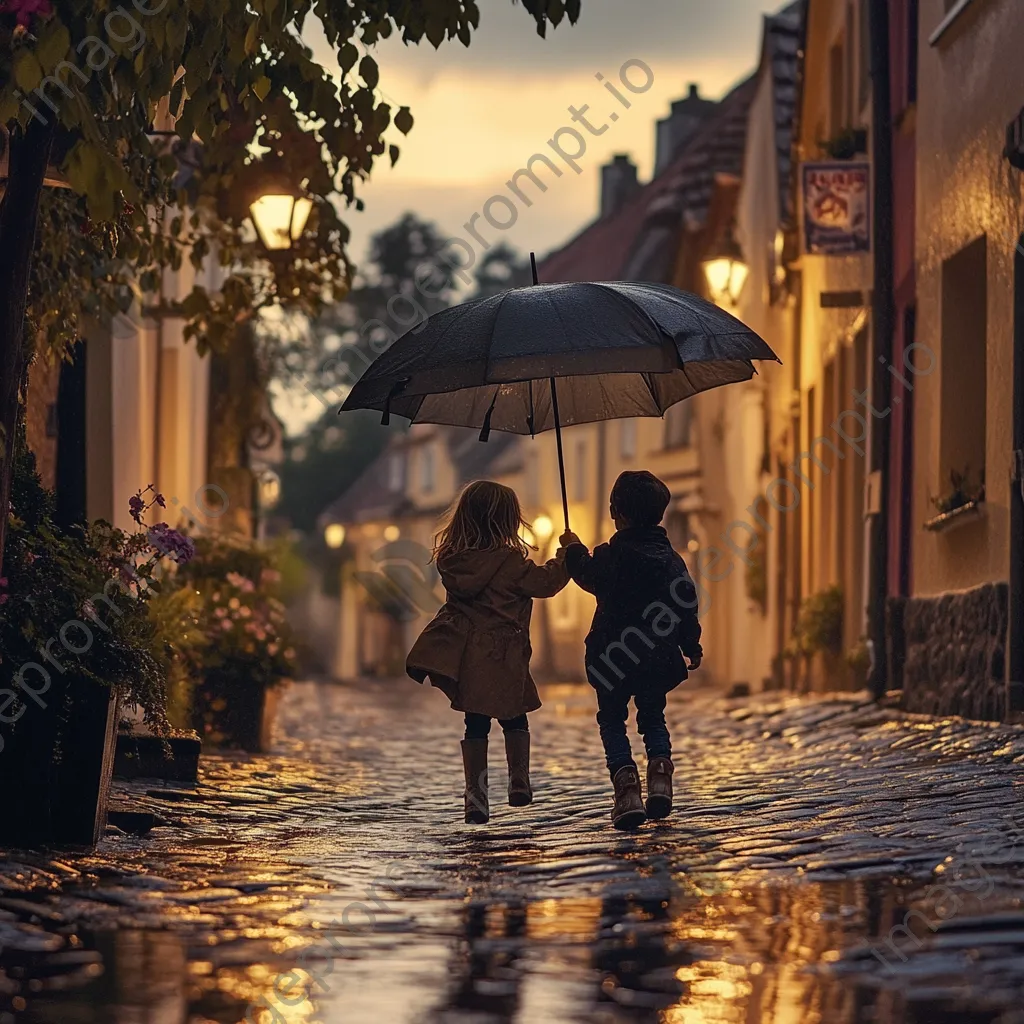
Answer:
[{"left": 565, "top": 526, "right": 702, "bottom": 692}]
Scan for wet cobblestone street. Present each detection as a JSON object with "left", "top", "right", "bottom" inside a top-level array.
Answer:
[{"left": 4, "top": 678, "right": 1024, "bottom": 1023}]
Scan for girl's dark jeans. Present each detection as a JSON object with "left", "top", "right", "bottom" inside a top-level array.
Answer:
[
  {"left": 595, "top": 686, "right": 670, "bottom": 779},
  {"left": 464, "top": 713, "right": 529, "bottom": 740}
]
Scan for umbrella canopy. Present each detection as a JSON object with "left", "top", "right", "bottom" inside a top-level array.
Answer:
[{"left": 341, "top": 279, "right": 779, "bottom": 435}]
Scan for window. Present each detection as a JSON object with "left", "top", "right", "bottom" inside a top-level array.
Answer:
[
  {"left": 619, "top": 419, "right": 637, "bottom": 460},
  {"left": 388, "top": 452, "right": 405, "bottom": 492},
  {"left": 940, "top": 236, "right": 987, "bottom": 496},
  {"left": 929, "top": 0, "right": 982, "bottom": 46},
  {"left": 419, "top": 446, "right": 435, "bottom": 494},
  {"left": 573, "top": 439, "right": 587, "bottom": 501},
  {"left": 664, "top": 403, "right": 693, "bottom": 449}
]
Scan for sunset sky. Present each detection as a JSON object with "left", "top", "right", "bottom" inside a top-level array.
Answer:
[{"left": 307, "top": 0, "right": 789, "bottom": 270}]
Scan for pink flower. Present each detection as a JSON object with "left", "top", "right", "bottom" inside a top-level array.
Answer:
[
  {"left": 1, "top": 0, "right": 53, "bottom": 28},
  {"left": 220, "top": 620, "right": 232, "bottom": 631}
]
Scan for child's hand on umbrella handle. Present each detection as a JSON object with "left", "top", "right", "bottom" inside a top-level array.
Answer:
[{"left": 559, "top": 530, "right": 581, "bottom": 547}]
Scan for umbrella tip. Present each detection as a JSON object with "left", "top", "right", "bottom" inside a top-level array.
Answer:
[{"left": 530, "top": 252, "right": 539, "bottom": 287}]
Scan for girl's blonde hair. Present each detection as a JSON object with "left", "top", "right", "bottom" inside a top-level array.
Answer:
[{"left": 433, "top": 480, "right": 534, "bottom": 561}]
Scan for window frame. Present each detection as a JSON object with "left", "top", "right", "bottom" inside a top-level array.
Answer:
[{"left": 928, "top": 0, "right": 982, "bottom": 46}]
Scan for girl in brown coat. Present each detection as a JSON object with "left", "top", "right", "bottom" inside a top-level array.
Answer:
[{"left": 407, "top": 480, "right": 571, "bottom": 824}]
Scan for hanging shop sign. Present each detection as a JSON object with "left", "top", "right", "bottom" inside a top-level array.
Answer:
[{"left": 802, "top": 161, "right": 871, "bottom": 255}]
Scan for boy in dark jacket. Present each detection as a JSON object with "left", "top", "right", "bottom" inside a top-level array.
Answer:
[{"left": 562, "top": 470, "right": 702, "bottom": 829}]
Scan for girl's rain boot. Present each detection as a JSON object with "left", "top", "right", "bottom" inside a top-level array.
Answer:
[
  {"left": 461, "top": 738, "right": 489, "bottom": 824},
  {"left": 504, "top": 730, "right": 533, "bottom": 806}
]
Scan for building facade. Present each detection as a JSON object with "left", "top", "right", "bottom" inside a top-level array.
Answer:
[{"left": 889, "top": 0, "right": 1024, "bottom": 719}]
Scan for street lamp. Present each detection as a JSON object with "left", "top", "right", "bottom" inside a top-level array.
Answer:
[
  {"left": 249, "top": 188, "right": 313, "bottom": 252},
  {"left": 532, "top": 514, "right": 554, "bottom": 547},
  {"left": 703, "top": 253, "right": 748, "bottom": 307},
  {"left": 257, "top": 468, "right": 281, "bottom": 508},
  {"left": 324, "top": 523, "right": 346, "bottom": 549},
  {"left": 702, "top": 230, "right": 748, "bottom": 308}
]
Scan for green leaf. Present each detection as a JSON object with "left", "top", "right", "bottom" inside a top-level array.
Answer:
[
  {"left": 244, "top": 18, "right": 260, "bottom": 56},
  {"left": 252, "top": 75, "right": 272, "bottom": 101},
  {"left": 338, "top": 42, "right": 358, "bottom": 72},
  {"left": 394, "top": 106, "right": 413, "bottom": 135},
  {"left": 36, "top": 19, "right": 72, "bottom": 72},
  {"left": 358, "top": 54, "right": 378, "bottom": 89},
  {"left": 13, "top": 50, "right": 44, "bottom": 93}
]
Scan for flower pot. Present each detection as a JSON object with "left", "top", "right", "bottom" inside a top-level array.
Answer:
[
  {"left": 189, "top": 673, "right": 286, "bottom": 753},
  {"left": 0, "top": 676, "right": 120, "bottom": 848},
  {"left": 113, "top": 730, "right": 202, "bottom": 782}
]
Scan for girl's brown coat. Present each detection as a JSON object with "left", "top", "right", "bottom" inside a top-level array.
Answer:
[{"left": 406, "top": 547, "right": 569, "bottom": 720}]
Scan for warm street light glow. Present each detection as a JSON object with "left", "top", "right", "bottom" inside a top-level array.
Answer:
[
  {"left": 532, "top": 515, "right": 554, "bottom": 544},
  {"left": 703, "top": 257, "right": 749, "bottom": 307},
  {"left": 258, "top": 469, "right": 281, "bottom": 508},
  {"left": 383, "top": 525, "right": 400, "bottom": 541},
  {"left": 325, "top": 523, "right": 346, "bottom": 548},
  {"left": 249, "top": 193, "right": 313, "bottom": 251}
]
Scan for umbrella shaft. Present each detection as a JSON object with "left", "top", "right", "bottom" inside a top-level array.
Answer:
[{"left": 549, "top": 376, "right": 570, "bottom": 533}]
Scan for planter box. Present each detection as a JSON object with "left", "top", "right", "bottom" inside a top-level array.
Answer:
[
  {"left": 114, "top": 730, "right": 202, "bottom": 782},
  {"left": 0, "top": 677, "right": 119, "bottom": 848},
  {"left": 190, "top": 674, "right": 285, "bottom": 753}
]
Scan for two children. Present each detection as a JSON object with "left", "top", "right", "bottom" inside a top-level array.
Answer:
[{"left": 407, "top": 471, "right": 702, "bottom": 830}]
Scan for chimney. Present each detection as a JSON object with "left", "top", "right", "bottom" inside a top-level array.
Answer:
[
  {"left": 654, "top": 82, "right": 718, "bottom": 176},
  {"left": 600, "top": 154, "right": 639, "bottom": 219}
]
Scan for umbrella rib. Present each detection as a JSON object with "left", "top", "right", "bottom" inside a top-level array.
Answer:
[
  {"left": 483, "top": 290, "right": 514, "bottom": 382},
  {"left": 588, "top": 282, "right": 680, "bottom": 364},
  {"left": 640, "top": 371, "right": 662, "bottom": 414}
]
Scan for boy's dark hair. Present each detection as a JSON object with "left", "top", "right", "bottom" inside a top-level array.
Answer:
[{"left": 610, "top": 470, "right": 672, "bottom": 528}]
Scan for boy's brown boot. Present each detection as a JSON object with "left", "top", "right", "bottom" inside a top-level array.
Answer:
[
  {"left": 610, "top": 765, "right": 647, "bottom": 830},
  {"left": 645, "top": 756, "right": 673, "bottom": 819},
  {"left": 504, "top": 730, "right": 532, "bottom": 806},
  {"left": 461, "top": 739, "right": 489, "bottom": 824}
]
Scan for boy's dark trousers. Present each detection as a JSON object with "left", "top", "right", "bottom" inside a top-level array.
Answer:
[{"left": 592, "top": 679, "right": 671, "bottom": 779}]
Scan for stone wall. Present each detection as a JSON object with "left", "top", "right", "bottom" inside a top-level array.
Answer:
[{"left": 889, "top": 582, "right": 1009, "bottom": 720}]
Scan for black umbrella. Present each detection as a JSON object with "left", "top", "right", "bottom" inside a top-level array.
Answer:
[{"left": 341, "top": 254, "right": 780, "bottom": 530}]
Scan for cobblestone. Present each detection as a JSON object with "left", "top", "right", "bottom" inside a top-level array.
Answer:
[{"left": 2, "top": 678, "right": 1024, "bottom": 1022}]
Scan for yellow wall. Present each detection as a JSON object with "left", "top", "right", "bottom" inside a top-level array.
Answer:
[
  {"left": 912, "top": 0, "right": 1024, "bottom": 596},
  {"left": 792, "top": 0, "right": 874, "bottom": 658}
]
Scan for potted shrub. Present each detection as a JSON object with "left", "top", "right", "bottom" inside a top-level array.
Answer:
[
  {"left": 0, "top": 443, "right": 187, "bottom": 847},
  {"left": 788, "top": 586, "right": 844, "bottom": 692},
  {"left": 177, "top": 535, "right": 297, "bottom": 752}
]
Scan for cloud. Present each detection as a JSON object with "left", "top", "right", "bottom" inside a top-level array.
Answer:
[
  {"left": 303, "top": 0, "right": 784, "bottom": 264},
  {"left": 308, "top": 0, "right": 783, "bottom": 79}
]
